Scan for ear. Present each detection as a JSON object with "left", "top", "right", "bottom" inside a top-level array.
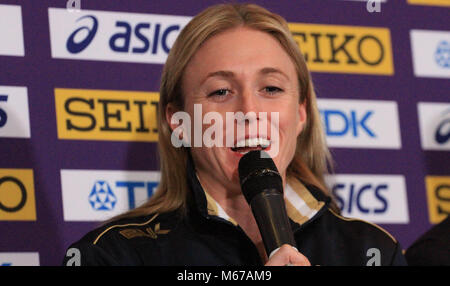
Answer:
[
  {"left": 166, "top": 103, "right": 192, "bottom": 147},
  {"left": 296, "top": 102, "right": 307, "bottom": 136},
  {"left": 166, "top": 103, "right": 180, "bottom": 132}
]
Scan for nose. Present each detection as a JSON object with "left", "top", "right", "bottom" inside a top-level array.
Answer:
[{"left": 237, "top": 88, "right": 260, "bottom": 122}]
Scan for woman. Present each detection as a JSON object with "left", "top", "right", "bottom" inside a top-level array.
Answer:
[{"left": 63, "top": 3, "right": 407, "bottom": 266}]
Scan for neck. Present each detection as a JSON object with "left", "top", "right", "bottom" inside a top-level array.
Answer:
[{"left": 196, "top": 170, "right": 272, "bottom": 263}]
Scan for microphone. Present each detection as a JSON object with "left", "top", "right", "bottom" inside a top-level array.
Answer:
[{"left": 238, "top": 150, "right": 297, "bottom": 258}]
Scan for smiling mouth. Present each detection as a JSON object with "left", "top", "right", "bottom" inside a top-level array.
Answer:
[{"left": 230, "top": 138, "right": 271, "bottom": 154}]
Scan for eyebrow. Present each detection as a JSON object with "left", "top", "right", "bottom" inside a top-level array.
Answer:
[
  {"left": 259, "top": 67, "right": 290, "bottom": 80},
  {"left": 202, "top": 67, "right": 290, "bottom": 84}
]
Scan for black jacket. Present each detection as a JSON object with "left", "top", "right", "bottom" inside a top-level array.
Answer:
[
  {"left": 62, "top": 158, "right": 407, "bottom": 266},
  {"left": 405, "top": 216, "right": 450, "bottom": 266}
]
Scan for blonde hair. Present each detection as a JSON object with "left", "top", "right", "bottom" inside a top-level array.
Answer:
[{"left": 112, "top": 3, "right": 337, "bottom": 221}]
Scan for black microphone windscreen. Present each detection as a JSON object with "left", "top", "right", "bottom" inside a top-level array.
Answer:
[{"left": 238, "top": 150, "right": 283, "bottom": 204}]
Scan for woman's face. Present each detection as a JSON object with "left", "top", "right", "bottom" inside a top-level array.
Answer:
[{"left": 169, "top": 27, "right": 307, "bottom": 192}]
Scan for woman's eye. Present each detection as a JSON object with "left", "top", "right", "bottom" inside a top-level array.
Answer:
[
  {"left": 264, "top": 86, "right": 283, "bottom": 94},
  {"left": 208, "top": 89, "right": 231, "bottom": 98}
]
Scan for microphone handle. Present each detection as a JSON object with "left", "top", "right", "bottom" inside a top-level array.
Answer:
[{"left": 250, "top": 189, "right": 297, "bottom": 257}]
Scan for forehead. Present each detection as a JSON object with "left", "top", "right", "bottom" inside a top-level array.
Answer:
[{"left": 183, "top": 27, "right": 298, "bottom": 82}]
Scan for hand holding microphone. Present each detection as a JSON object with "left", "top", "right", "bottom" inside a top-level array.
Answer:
[
  {"left": 265, "top": 244, "right": 311, "bottom": 266},
  {"left": 238, "top": 150, "right": 311, "bottom": 266}
]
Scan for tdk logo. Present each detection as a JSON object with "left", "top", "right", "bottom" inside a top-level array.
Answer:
[
  {"left": 320, "top": 109, "right": 375, "bottom": 138},
  {"left": 49, "top": 8, "right": 191, "bottom": 64},
  {"left": 317, "top": 99, "right": 401, "bottom": 149},
  {"left": 89, "top": 181, "right": 117, "bottom": 211},
  {"left": 435, "top": 41, "right": 450, "bottom": 69},
  {"left": 326, "top": 175, "right": 409, "bottom": 223},
  {"left": 61, "top": 170, "right": 160, "bottom": 221}
]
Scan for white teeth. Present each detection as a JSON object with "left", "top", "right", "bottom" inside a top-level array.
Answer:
[{"left": 235, "top": 138, "right": 270, "bottom": 149}]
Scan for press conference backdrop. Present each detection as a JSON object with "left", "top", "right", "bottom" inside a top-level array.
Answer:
[{"left": 0, "top": 0, "right": 449, "bottom": 266}]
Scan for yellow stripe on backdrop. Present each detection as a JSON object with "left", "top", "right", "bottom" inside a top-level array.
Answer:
[
  {"left": 55, "top": 88, "right": 160, "bottom": 142},
  {"left": 288, "top": 23, "right": 394, "bottom": 75}
]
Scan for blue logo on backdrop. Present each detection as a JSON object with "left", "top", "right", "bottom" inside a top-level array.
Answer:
[
  {"left": 332, "top": 183, "right": 389, "bottom": 214},
  {"left": 66, "top": 15, "right": 181, "bottom": 55},
  {"left": 89, "top": 181, "right": 117, "bottom": 211},
  {"left": 89, "top": 180, "right": 159, "bottom": 211},
  {"left": 0, "top": 263, "right": 12, "bottom": 266},
  {"left": 109, "top": 22, "right": 179, "bottom": 54},
  {"left": 67, "top": 15, "right": 98, "bottom": 54},
  {"left": 0, "top": 95, "right": 8, "bottom": 128},
  {"left": 320, "top": 109, "right": 376, "bottom": 137},
  {"left": 435, "top": 109, "right": 450, "bottom": 145},
  {"left": 435, "top": 41, "right": 450, "bottom": 69}
]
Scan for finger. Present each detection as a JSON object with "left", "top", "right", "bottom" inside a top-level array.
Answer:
[
  {"left": 265, "top": 244, "right": 310, "bottom": 266},
  {"left": 289, "top": 250, "right": 311, "bottom": 266}
]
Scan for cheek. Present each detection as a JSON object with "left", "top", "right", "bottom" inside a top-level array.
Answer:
[
  {"left": 280, "top": 105, "right": 302, "bottom": 139},
  {"left": 279, "top": 106, "right": 302, "bottom": 163}
]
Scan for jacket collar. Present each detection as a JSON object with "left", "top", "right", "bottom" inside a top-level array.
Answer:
[{"left": 186, "top": 153, "right": 329, "bottom": 228}]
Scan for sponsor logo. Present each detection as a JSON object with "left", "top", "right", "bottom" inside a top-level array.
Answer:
[
  {"left": 407, "top": 0, "right": 450, "bottom": 7},
  {"left": 326, "top": 174, "right": 409, "bottom": 223},
  {"left": 54, "top": 88, "right": 159, "bottom": 142},
  {"left": 0, "top": 253, "right": 40, "bottom": 266},
  {"left": 89, "top": 181, "right": 117, "bottom": 211},
  {"left": 0, "top": 5, "right": 24, "bottom": 56},
  {"left": 289, "top": 23, "right": 394, "bottom": 75},
  {"left": 49, "top": 8, "right": 394, "bottom": 74},
  {"left": 317, "top": 99, "right": 401, "bottom": 149},
  {"left": 0, "top": 169, "right": 36, "bottom": 221},
  {"left": 410, "top": 30, "right": 450, "bottom": 78},
  {"left": 425, "top": 176, "right": 450, "bottom": 224},
  {"left": 418, "top": 102, "right": 450, "bottom": 150},
  {"left": 66, "top": 15, "right": 98, "bottom": 53},
  {"left": 48, "top": 8, "right": 191, "bottom": 63},
  {"left": 60, "top": 169, "right": 160, "bottom": 221},
  {"left": 0, "top": 86, "right": 31, "bottom": 138},
  {"left": 435, "top": 41, "right": 450, "bottom": 68}
]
